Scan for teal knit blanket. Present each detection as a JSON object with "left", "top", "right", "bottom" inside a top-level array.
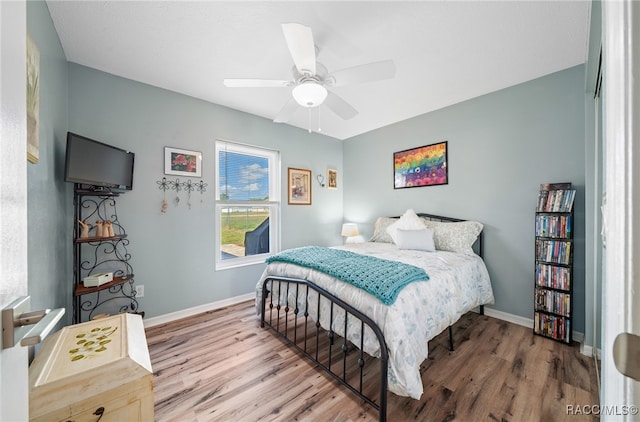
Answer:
[{"left": 265, "top": 246, "right": 429, "bottom": 305}]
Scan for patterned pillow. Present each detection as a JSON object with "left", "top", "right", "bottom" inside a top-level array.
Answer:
[
  {"left": 422, "top": 220, "right": 483, "bottom": 255},
  {"left": 369, "top": 217, "right": 398, "bottom": 243}
]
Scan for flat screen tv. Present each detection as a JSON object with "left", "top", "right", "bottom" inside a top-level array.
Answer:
[{"left": 64, "top": 132, "right": 135, "bottom": 191}]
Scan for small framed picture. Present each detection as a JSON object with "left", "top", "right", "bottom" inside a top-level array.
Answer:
[
  {"left": 327, "top": 168, "right": 337, "bottom": 189},
  {"left": 288, "top": 167, "right": 312, "bottom": 205},
  {"left": 164, "top": 147, "right": 202, "bottom": 177}
]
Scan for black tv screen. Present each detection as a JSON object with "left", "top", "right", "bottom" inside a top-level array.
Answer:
[{"left": 64, "top": 132, "right": 135, "bottom": 190}]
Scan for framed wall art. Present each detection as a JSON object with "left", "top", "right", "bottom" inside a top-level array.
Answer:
[
  {"left": 393, "top": 141, "right": 448, "bottom": 189},
  {"left": 27, "top": 33, "right": 40, "bottom": 164},
  {"left": 288, "top": 167, "right": 312, "bottom": 205},
  {"left": 327, "top": 168, "right": 337, "bottom": 189},
  {"left": 164, "top": 147, "right": 202, "bottom": 177}
]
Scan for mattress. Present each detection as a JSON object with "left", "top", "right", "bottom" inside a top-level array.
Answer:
[{"left": 256, "top": 241, "right": 494, "bottom": 399}]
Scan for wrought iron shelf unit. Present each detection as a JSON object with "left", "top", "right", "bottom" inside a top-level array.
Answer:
[
  {"left": 533, "top": 183, "right": 575, "bottom": 344},
  {"left": 72, "top": 185, "right": 141, "bottom": 323}
]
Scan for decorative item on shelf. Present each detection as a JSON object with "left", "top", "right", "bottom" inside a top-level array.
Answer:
[
  {"left": 327, "top": 168, "right": 337, "bottom": 189},
  {"left": 104, "top": 220, "right": 115, "bottom": 237},
  {"left": 94, "top": 220, "right": 104, "bottom": 237},
  {"left": 83, "top": 272, "right": 113, "bottom": 288},
  {"left": 341, "top": 223, "right": 363, "bottom": 244},
  {"left": 316, "top": 174, "right": 325, "bottom": 187},
  {"left": 78, "top": 219, "right": 90, "bottom": 239}
]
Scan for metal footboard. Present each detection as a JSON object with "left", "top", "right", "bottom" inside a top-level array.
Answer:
[{"left": 261, "top": 276, "right": 389, "bottom": 422}]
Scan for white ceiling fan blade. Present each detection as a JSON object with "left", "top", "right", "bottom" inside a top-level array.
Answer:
[
  {"left": 324, "top": 91, "right": 358, "bottom": 120},
  {"left": 273, "top": 98, "right": 299, "bottom": 123},
  {"left": 224, "top": 79, "right": 291, "bottom": 88},
  {"left": 329, "top": 60, "right": 396, "bottom": 87},
  {"left": 282, "top": 23, "right": 316, "bottom": 76}
]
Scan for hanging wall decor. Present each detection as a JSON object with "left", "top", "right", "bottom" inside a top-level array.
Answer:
[
  {"left": 288, "top": 168, "right": 312, "bottom": 205},
  {"left": 183, "top": 179, "right": 195, "bottom": 209},
  {"left": 156, "top": 177, "right": 209, "bottom": 212},
  {"left": 164, "top": 147, "right": 202, "bottom": 177},
  {"left": 196, "top": 180, "right": 208, "bottom": 202},
  {"left": 393, "top": 141, "right": 448, "bottom": 189},
  {"left": 327, "top": 168, "right": 337, "bottom": 189},
  {"left": 168, "top": 178, "right": 182, "bottom": 205},
  {"left": 157, "top": 177, "right": 170, "bottom": 213},
  {"left": 27, "top": 33, "right": 40, "bottom": 164}
]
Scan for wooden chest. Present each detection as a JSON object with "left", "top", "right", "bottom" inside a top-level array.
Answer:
[{"left": 29, "top": 313, "right": 154, "bottom": 421}]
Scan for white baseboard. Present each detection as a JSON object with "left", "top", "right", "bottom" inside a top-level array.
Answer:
[
  {"left": 481, "top": 306, "right": 533, "bottom": 328},
  {"left": 142, "top": 292, "right": 255, "bottom": 328}
]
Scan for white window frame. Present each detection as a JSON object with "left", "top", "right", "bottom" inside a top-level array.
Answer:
[{"left": 214, "top": 140, "right": 280, "bottom": 270}]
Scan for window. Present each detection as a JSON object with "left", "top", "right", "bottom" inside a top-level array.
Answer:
[{"left": 215, "top": 140, "right": 280, "bottom": 269}]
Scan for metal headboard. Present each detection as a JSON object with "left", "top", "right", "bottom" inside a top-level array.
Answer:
[{"left": 390, "top": 212, "right": 484, "bottom": 258}]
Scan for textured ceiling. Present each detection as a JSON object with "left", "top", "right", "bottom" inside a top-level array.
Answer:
[{"left": 46, "top": 1, "right": 591, "bottom": 140}]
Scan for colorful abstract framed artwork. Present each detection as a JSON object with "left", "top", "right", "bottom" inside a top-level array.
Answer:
[
  {"left": 288, "top": 167, "right": 312, "bottom": 205},
  {"left": 393, "top": 141, "right": 448, "bottom": 189},
  {"left": 164, "top": 147, "right": 202, "bottom": 177}
]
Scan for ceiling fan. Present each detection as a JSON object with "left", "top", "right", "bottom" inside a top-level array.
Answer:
[{"left": 223, "top": 23, "right": 396, "bottom": 126}]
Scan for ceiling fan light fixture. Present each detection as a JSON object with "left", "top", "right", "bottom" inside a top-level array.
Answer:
[{"left": 292, "top": 82, "right": 327, "bottom": 107}]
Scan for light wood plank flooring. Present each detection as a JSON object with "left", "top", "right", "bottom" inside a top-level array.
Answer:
[{"left": 146, "top": 301, "right": 599, "bottom": 421}]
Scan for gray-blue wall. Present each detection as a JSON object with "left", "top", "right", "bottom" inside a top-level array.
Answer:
[
  {"left": 343, "top": 65, "right": 587, "bottom": 333},
  {"left": 26, "top": 1, "right": 72, "bottom": 325},
  {"left": 67, "top": 64, "right": 343, "bottom": 318},
  {"left": 27, "top": 1, "right": 591, "bottom": 338}
]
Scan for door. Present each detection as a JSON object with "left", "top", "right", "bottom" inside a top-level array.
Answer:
[
  {"left": 602, "top": 0, "right": 640, "bottom": 416},
  {"left": 0, "top": 1, "right": 29, "bottom": 421}
]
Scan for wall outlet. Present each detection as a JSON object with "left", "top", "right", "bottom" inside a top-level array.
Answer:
[{"left": 135, "top": 285, "right": 144, "bottom": 298}]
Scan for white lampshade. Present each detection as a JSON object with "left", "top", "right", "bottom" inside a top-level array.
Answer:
[
  {"left": 341, "top": 223, "right": 359, "bottom": 237},
  {"left": 292, "top": 82, "right": 328, "bottom": 108}
]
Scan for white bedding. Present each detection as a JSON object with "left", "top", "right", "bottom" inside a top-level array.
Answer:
[{"left": 255, "top": 241, "right": 494, "bottom": 399}]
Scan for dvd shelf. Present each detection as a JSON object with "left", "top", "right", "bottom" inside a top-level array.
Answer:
[{"left": 533, "top": 182, "right": 575, "bottom": 343}]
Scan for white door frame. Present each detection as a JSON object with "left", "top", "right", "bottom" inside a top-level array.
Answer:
[
  {"left": 0, "top": 0, "right": 30, "bottom": 420},
  {"left": 602, "top": 0, "right": 640, "bottom": 416}
]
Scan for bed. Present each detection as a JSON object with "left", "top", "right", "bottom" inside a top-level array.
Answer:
[{"left": 256, "top": 211, "right": 494, "bottom": 421}]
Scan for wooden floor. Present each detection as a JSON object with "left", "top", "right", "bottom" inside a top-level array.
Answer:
[{"left": 145, "top": 300, "right": 599, "bottom": 422}]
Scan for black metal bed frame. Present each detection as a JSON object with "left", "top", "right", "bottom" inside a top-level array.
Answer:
[{"left": 259, "top": 213, "right": 485, "bottom": 422}]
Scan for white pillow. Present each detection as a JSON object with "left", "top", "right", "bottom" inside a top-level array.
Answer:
[
  {"left": 386, "top": 209, "right": 426, "bottom": 244},
  {"left": 395, "top": 228, "right": 436, "bottom": 252},
  {"left": 422, "top": 220, "right": 483, "bottom": 255}
]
